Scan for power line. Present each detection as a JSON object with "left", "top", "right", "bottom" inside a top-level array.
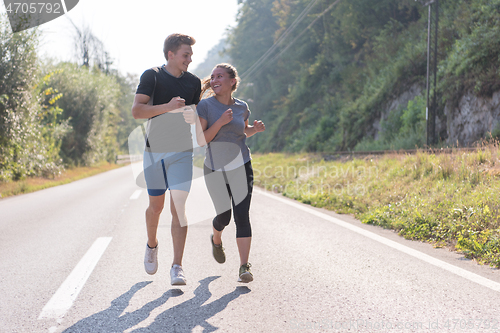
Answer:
[
  {"left": 270, "top": 0, "right": 340, "bottom": 66},
  {"left": 244, "top": 0, "right": 341, "bottom": 82},
  {"left": 241, "top": 0, "right": 319, "bottom": 79},
  {"left": 240, "top": 0, "right": 320, "bottom": 80}
]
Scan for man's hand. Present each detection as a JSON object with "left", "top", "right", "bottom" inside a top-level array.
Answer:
[
  {"left": 253, "top": 120, "right": 265, "bottom": 132},
  {"left": 167, "top": 96, "right": 185, "bottom": 111},
  {"left": 182, "top": 106, "right": 197, "bottom": 124}
]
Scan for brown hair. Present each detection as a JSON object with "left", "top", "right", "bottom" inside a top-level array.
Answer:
[
  {"left": 163, "top": 33, "right": 196, "bottom": 60},
  {"left": 200, "top": 63, "right": 241, "bottom": 99}
]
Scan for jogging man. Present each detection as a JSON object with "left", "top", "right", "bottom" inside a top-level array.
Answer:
[{"left": 132, "top": 33, "right": 201, "bottom": 285}]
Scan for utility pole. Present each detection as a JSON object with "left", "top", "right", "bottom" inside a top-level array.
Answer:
[
  {"left": 417, "top": 0, "right": 439, "bottom": 146},
  {"left": 431, "top": 0, "right": 439, "bottom": 146}
]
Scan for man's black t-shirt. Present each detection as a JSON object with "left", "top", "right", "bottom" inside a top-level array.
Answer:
[{"left": 136, "top": 66, "right": 201, "bottom": 153}]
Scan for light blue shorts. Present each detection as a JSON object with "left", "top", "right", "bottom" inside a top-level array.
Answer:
[{"left": 143, "top": 151, "right": 193, "bottom": 196}]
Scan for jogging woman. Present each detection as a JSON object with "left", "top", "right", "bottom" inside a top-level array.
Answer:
[{"left": 196, "top": 63, "right": 265, "bottom": 282}]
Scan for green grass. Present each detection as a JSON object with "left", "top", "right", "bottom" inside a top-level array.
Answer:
[
  {"left": 252, "top": 143, "right": 500, "bottom": 268},
  {"left": 0, "top": 162, "right": 122, "bottom": 199}
]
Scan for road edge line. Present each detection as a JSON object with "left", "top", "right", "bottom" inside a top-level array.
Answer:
[{"left": 256, "top": 188, "right": 500, "bottom": 293}]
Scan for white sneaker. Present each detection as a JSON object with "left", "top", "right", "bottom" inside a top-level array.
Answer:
[
  {"left": 170, "top": 264, "right": 186, "bottom": 285},
  {"left": 144, "top": 243, "right": 158, "bottom": 275}
]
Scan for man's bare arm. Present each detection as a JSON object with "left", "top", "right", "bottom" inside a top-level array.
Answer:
[{"left": 131, "top": 94, "right": 186, "bottom": 119}]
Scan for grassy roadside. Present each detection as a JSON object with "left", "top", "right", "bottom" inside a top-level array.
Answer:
[
  {"left": 251, "top": 144, "right": 500, "bottom": 268},
  {"left": 0, "top": 162, "right": 123, "bottom": 199}
]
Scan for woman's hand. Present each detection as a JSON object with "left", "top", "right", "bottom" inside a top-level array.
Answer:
[
  {"left": 218, "top": 108, "right": 233, "bottom": 125},
  {"left": 253, "top": 120, "right": 265, "bottom": 132}
]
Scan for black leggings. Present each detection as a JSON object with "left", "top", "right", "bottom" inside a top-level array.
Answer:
[{"left": 204, "top": 161, "right": 253, "bottom": 238}]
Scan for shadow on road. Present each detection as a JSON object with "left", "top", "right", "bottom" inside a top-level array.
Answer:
[{"left": 62, "top": 276, "right": 251, "bottom": 332}]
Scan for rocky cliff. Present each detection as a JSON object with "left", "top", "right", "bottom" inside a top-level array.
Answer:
[{"left": 443, "top": 91, "right": 500, "bottom": 146}]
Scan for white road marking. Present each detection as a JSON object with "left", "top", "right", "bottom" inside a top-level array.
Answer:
[
  {"left": 256, "top": 188, "right": 500, "bottom": 293},
  {"left": 38, "top": 237, "right": 113, "bottom": 320},
  {"left": 130, "top": 189, "right": 142, "bottom": 200}
]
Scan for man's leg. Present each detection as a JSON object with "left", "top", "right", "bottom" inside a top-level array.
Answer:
[
  {"left": 170, "top": 189, "right": 189, "bottom": 266},
  {"left": 144, "top": 193, "right": 165, "bottom": 275},
  {"left": 146, "top": 194, "right": 165, "bottom": 248}
]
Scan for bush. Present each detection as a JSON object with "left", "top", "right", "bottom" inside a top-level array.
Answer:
[
  {"left": 0, "top": 15, "right": 65, "bottom": 181},
  {"left": 355, "top": 95, "right": 426, "bottom": 151},
  {"left": 45, "top": 63, "right": 122, "bottom": 166}
]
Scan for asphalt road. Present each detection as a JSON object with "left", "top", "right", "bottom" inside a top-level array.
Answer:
[{"left": 1, "top": 164, "right": 499, "bottom": 333}]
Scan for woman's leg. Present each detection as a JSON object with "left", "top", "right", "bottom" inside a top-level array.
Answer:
[
  {"left": 204, "top": 165, "right": 232, "bottom": 245},
  {"left": 236, "top": 237, "right": 252, "bottom": 266},
  {"left": 212, "top": 208, "right": 232, "bottom": 245},
  {"left": 229, "top": 162, "right": 254, "bottom": 265}
]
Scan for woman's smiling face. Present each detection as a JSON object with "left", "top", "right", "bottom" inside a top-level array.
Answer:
[{"left": 210, "top": 67, "right": 236, "bottom": 95}]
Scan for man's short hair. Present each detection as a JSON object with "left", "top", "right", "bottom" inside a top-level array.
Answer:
[{"left": 163, "top": 33, "right": 196, "bottom": 60}]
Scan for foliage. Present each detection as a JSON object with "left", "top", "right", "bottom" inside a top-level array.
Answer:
[
  {"left": 226, "top": 0, "right": 499, "bottom": 152},
  {"left": 44, "top": 62, "right": 122, "bottom": 166},
  {"left": 355, "top": 95, "right": 426, "bottom": 150},
  {"left": 439, "top": 0, "right": 500, "bottom": 106},
  {"left": 0, "top": 15, "right": 66, "bottom": 181},
  {"left": 70, "top": 21, "right": 113, "bottom": 72},
  {"left": 112, "top": 72, "right": 142, "bottom": 153},
  {"left": 0, "top": 12, "right": 140, "bottom": 181},
  {"left": 252, "top": 142, "right": 500, "bottom": 267}
]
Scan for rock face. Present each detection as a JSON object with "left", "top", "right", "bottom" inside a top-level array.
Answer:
[
  {"left": 371, "top": 86, "right": 499, "bottom": 146},
  {"left": 373, "top": 84, "right": 423, "bottom": 140},
  {"left": 444, "top": 91, "right": 500, "bottom": 146},
  {"left": 386, "top": 85, "right": 423, "bottom": 115}
]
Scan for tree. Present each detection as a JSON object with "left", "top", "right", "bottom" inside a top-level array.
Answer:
[
  {"left": 69, "top": 19, "right": 113, "bottom": 73},
  {"left": 46, "top": 62, "right": 121, "bottom": 166},
  {"left": 0, "top": 14, "right": 66, "bottom": 181},
  {"left": 112, "top": 72, "right": 142, "bottom": 153},
  {"left": 225, "top": 0, "right": 426, "bottom": 152}
]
